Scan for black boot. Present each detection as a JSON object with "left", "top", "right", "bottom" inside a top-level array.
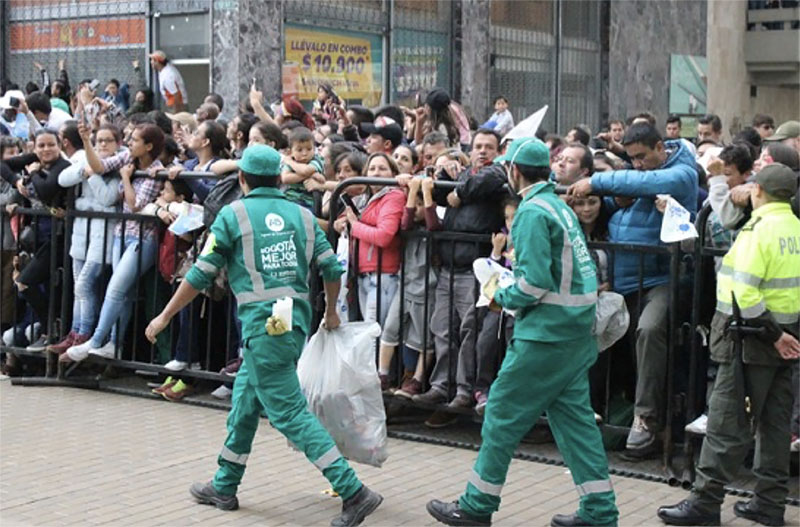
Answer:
[
  {"left": 733, "top": 500, "right": 784, "bottom": 527},
  {"left": 657, "top": 499, "right": 720, "bottom": 526},
  {"left": 426, "top": 499, "right": 492, "bottom": 527},
  {"left": 331, "top": 485, "right": 383, "bottom": 527},
  {"left": 189, "top": 481, "right": 239, "bottom": 511}
]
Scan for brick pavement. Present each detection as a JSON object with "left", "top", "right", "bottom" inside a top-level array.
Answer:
[{"left": 1, "top": 378, "right": 798, "bottom": 527}]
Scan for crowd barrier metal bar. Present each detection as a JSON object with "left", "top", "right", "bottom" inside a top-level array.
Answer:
[
  {"left": 683, "top": 203, "right": 728, "bottom": 483},
  {"left": 0, "top": 170, "right": 242, "bottom": 385},
  {"left": 0, "top": 207, "right": 64, "bottom": 375},
  {"left": 327, "top": 177, "right": 689, "bottom": 465},
  {"left": 2, "top": 171, "right": 692, "bottom": 478}
]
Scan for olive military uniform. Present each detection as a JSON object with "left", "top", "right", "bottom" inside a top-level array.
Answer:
[{"left": 691, "top": 197, "right": 800, "bottom": 518}]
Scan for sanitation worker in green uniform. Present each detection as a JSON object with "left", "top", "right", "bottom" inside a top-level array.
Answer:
[
  {"left": 426, "top": 138, "right": 619, "bottom": 527},
  {"left": 145, "top": 144, "right": 383, "bottom": 527}
]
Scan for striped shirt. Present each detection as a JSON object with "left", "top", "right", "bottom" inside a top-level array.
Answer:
[{"left": 101, "top": 150, "right": 163, "bottom": 240}]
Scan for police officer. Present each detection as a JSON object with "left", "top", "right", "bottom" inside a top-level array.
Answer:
[
  {"left": 658, "top": 163, "right": 800, "bottom": 527},
  {"left": 426, "top": 138, "right": 619, "bottom": 527},
  {"left": 145, "top": 145, "right": 382, "bottom": 527}
]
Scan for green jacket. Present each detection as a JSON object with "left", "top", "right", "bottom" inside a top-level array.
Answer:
[
  {"left": 185, "top": 187, "right": 343, "bottom": 341},
  {"left": 495, "top": 182, "right": 597, "bottom": 342}
]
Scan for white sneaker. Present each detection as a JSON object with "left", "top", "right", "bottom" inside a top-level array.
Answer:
[
  {"left": 25, "top": 322, "right": 41, "bottom": 343},
  {"left": 88, "top": 341, "right": 116, "bottom": 360},
  {"left": 65, "top": 340, "right": 94, "bottom": 362},
  {"left": 791, "top": 436, "right": 800, "bottom": 452},
  {"left": 685, "top": 414, "right": 708, "bottom": 435},
  {"left": 164, "top": 360, "right": 188, "bottom": 371},
  {"left": 2, "top": 327, "right": 15, "bottom": 346},
  {"left": 210, "top": 384, "right": 233, "bottom": 399}
]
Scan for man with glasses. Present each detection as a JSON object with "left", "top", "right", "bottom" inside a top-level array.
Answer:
[{"left": 752, "top": 114, "right": 776, "bottom": 140}]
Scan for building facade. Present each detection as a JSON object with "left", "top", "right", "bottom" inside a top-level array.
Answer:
[{"left": 2, "top": 0, "right": 797, "bottom": 137}]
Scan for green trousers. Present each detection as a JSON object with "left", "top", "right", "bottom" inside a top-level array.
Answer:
[
  {"left": 692, "top": 320, "right": 793, "bottom": 517},
  {"left": 459, "top": 336, "right": 618, "bottom": 525},
  {"left": 211, "top": 329, "right": 362, "bottom": 500}
]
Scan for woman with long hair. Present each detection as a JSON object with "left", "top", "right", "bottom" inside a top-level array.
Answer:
[
  {"left": 414, "top": 88, "right": 458, "bottom": 147},
  {"left": 64, "top": 123, "right": 165, "bottom": 362},
  {"left": 341, "top": 152, "right": 406, "bottom": 327}
]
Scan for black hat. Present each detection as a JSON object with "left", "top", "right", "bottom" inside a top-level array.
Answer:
[
  {"left": 360, "top": 116, "right": 403, "bottom": 148},
  {"left": 425, "top": 88, "right": 451, "bottom": 112}
]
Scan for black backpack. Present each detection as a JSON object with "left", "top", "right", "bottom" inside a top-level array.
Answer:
[{"left": 203, "top": 173, "right": 242, "bottom": 227}]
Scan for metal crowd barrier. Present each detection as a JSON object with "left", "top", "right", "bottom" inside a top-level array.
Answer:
[
  {"left": 327, "top": 177, "right": 690, "bottom": 482},
  {"left": 1, "top": 170, "right": 702, "bottom": 483}
]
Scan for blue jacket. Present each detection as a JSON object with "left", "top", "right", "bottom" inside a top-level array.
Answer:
[{"left": 590, "top": 139, "right": 698, "bottom": 295}]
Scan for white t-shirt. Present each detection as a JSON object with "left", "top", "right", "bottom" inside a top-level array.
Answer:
[
  {"left": 157, "top": 63, "right": 188, "bottom": 109},
  {"left": 47, "top": 107, "right": 72, "bottom": 130}
]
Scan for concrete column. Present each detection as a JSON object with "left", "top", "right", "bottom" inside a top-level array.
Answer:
[
  {"left": 212, "top": 0, "right": 282, "bottom": 119},
  {"left": 608, "top": 0, "right": 706, "bottom": 128},
  {"left": 706, "top": 0, "right": 749, "bottom": 139},
  {"left": 460, "top": 0, "right": 491, "bottom": 122}
]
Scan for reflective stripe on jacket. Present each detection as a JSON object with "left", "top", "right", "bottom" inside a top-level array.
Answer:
[
  {"left": 185, "top": 187, "right": 343, "bottom": 340},
  {"left": 716, "top": 201, "right": 800, "bottom": 326},
  {"left": 495, "top": 182, "right": 598, "bottom": 342}
]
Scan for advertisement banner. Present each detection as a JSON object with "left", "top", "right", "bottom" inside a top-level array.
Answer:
[
  {"left": 284, "top": 24, "right": 382, "bottom": 105},
  {"left": 391, "top": 28, "right": 450, "bottom": 102},
  {"left": 9, "top": 17, "right": 146, "bottom": 53},
  {"left": 668, "top": 54, "right": 708, "bottom": 115}
]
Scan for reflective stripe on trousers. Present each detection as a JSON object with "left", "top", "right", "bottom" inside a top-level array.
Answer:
[
  {"left": 220, "top": 445, "right": 248, "bottom": 465},
  {"left": 312, "top": 445, "right": 342, "bottom": 472},
  {"left": 468, "top": 469, "right": 503, "bottom": 496},
  {"left": 576, "top": 479, "right": 613, "bottom": 497}
]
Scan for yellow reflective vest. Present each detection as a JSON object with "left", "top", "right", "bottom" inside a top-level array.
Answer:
[{"left": 716, "top": 201, "right": 800, "bottom": 327}]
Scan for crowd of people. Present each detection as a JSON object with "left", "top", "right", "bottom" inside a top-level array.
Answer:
[{"left": 1, "top": 51, "right": 799, "bottom": 462}]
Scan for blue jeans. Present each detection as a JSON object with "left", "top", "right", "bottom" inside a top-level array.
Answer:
[
  {"left": 357, "top": 272, "right": 399, "bottom": 328},
  {"left": 90, "top": 235, "right": 157, "bottom": 348},
  {"left": 174, "top": 299, "right": 201, "bottom": 363},
  {"left": 71, "top": 259, "right": 105, "bottom": 336}
]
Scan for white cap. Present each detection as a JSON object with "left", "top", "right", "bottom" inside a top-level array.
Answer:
[{"left": 0, "top": 90, "right": 25, "bottom": 110}]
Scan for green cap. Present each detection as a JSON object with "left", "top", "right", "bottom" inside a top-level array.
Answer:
[
  {"left": 494, "top": 137, "right": 550, "bottom": 168},
  {"left": 236, "top": 144, "right": 281, "bottom": 177},
  {"left": 765, "top": 120, "right": 800, "bottom": 142},
  {"left": 754, "top": 163, "right": 798, "bottom": 199}
]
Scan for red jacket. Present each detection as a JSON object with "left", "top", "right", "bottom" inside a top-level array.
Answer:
[{"left": 350, "top": 188, "right": 405, "bottom": 274}]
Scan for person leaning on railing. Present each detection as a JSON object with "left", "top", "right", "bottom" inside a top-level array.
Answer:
[
  {"left": 377, "top": 173, "right": 441, "bottom": 396},
  {"left": 0, "top": 137, "right": 25, "bottom": 329},
  {"left": 413, "top": 129, "right": 507, "bottom": 424},
  {"left": 62, "top": 123, "right": 165, "bottom": 363},
  {"left": 3, "top": 128, "right": 71, "bottom": 352},
  {"left": 339, "top": 152, "right": 406, "bottom": 328},
  {"left": 567, "top": 122, "right": 699, "bottom": 459},
  {"left": 46, "top": 124, "right": 122, "bottom": 356}
]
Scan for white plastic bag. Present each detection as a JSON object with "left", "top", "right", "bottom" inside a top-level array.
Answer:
[
  {"left": 297, "top": 321, "right": 388, "bottom": 467},
  {"left": 593, "top": 291, "right": 630, "bottom": 352},
  {"left": 334, "top": 233, "right": 350, "bottom": 319},
  {"left": 472, "top": 258, "right": 516, "bottom": 316},
  {"left": 658, "top": 194, "right": 698, "bottom": 243}
]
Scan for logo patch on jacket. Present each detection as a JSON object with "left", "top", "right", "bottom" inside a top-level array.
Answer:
[{"left": 265, "top": 213, "right": 285, "bottom": 232}]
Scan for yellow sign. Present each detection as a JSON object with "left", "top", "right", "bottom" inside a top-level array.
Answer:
[{"left": 285, "top": 26, "right": 376, "bottom": 101}]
